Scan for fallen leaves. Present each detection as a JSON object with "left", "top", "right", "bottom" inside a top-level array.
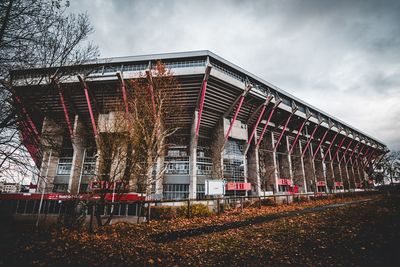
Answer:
[{"left": 1, "top": 194, "right": 399, "bottom": 266}]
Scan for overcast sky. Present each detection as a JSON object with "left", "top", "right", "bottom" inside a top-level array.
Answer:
[{"left": 71, "top": 0, "right": 400, "bottom": 150}]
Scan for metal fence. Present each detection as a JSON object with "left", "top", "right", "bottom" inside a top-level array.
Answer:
[{"left": 0, "top": 190, "right": 378, "bottom": 225}]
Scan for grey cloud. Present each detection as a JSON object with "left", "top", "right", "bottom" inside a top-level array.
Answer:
[{"left": 70, "top": 0, "right": 400, "bottom": 150}]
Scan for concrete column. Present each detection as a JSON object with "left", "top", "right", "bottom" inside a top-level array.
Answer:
[
  {"left": 247, "top": 131, "right": 260, "bottom": 195},
  {"left": 68, "top": 115, "right": 86, "bottom": 194},
  {"left": 38, "top": 117, "right": 63, "bottom": 192},
  {"left": 271, "top": 132, "right": 279, "bottom": 193},
  {"left": 286, "top": 136, "right": 294, "bottom": 183},
  {"left": 320, "top": 148, "right": 329, "bottom": 192},
  {"left": 298, "top": 139, "right": 307, "bottom": 193},
  {"left": 350, "top": 160, "right": 357, "bottom": 189},
  {"left": 343, "top": 157, "right": 351, "bottom": 191},
  {"left": 189, "top": 111, "right": 198, "bottom": 199},
  {"left": 310, "top": 141, "right": 322, "bottom": 188}
]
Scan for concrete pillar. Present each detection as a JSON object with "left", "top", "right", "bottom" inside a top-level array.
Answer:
[
  {"left": 276, "top": 133, "right": 290, "bottom": 180},
  {"left": 38, "top": 117, "right": 63, "bottom": 193},
  {"left": 350, "top": 160, "right": 357, "bottom": 189},
  {"left": 247, "top": 131, "right": 260, "bottom": 195},
  {"left": 323, "top": 149, "right": 335, "bottom": 191},
  {"left": 298, "top": 139, "right": 307, "bottom": 193},
  {"left": 257, "top": 130, "right": 276, "bottom": 193},
  {"left": 338, "top": 152, "right": 350, "bottom": 191},
  {"left": 210, "top": 119, "right": 224, "bottom": 180},
  {"left": 302, "top": 140, "right": 314, "bottom": 192},
  {"left": 271, "top": 132, "right": 279, "bottom": 193},
  {"left": 68, "top": 115, "right": 86, "bottom": 194},
  {"left": 286, "top": 136, "right": 294, "bottom": 183},
  {"left": 320, "top": 148, "right": 329, "bottom": 192},
  {"left": 189, "top": 111, "right": 198, "bottom": 199}
]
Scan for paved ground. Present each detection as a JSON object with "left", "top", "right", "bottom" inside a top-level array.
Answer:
[{"left": 1, "top": 194, "right": 399, "bottom": 266}]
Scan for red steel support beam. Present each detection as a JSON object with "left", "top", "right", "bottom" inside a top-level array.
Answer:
[
  {"left": 360, "top": 147, "right": 370, "bottom": 161},
  {"left": 364, "top": 149, "right": 377, "bottom": 167},
  {"left": 288, "top": 115, "right": 311, "bottom": 155},
  {"left": 321, "top": 130, "right": 340, "bottom": 161},
  {"left": 331, "top": 135, "right": 348, "bottom": 162},
  {"left": 78, "top": 76, "right": 97, "bottom": 138},
  {"left": 345, "top": 142, "right": 359, "bottom": 165},
  {"left": 274, "top": 111, "right": 296, "bottom": 151},
  {"left": 339, "top": 139, "right": 354, "bottom": 164},
  {"left": 312, "top": 127, "right": 330, "bottom": 159},
  {"left": 116, "top": 72, "right": 129, "bottom": 114},
  {"left": 195, "top": 65, "right": 212, "bottom": 136},
  {"left": 224, "top": 85, "right": 252, "bottom": 140},
  {"left": 247, "top": 97, "right": 272, "bottom": 145},
  {"left": 301, "top": 122, "right": 321, "bottom": 158},
  {"left": 145, "top": 70, "right": 157, "bottom": 115},
  {"left": 355, "top": 144, "right": 366, "bottom": 160},
  {"left": 256, "top": 100, "right": 282, "bottom": 147},
  {"left": 58, "top": 89, "right": 74, "bottom": 139},
  {"left": 362, "top": 147, "right": 374, "bottom": 165},
  {"left": 14, "top": 95, "right": 39, "bottom": 137},
  {"left": 225, "top": 96, "right": 245, "bottom": 140}
]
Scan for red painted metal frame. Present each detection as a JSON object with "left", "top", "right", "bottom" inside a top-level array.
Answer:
[
  {"left": 312, "top": 128, "right": 330, "bottom": 159},
  {"left": 339, "top": 139, "right": 354, "bottom": 164},
  {"left": 196, "top": 79, "right": 208, "bottom": 136},
  {"left": 121, "top": 83, "right": 129, "bottom": 115},
  {"left": 248, "top": 104, "right": 266, "bottom": 145},
  {"left": 331, "top": 135, "right": 347, "bottom": 162},
  {"left": 83, "top": 85, "right": 98, "bottom": 137},
  {"left": 58, "top": 89, "right": 74, "bottom": 139},
  {"left": 364, "top": 149, "right": 377, "bottom": 167},
  {"left": 274, "top": 113, "right": 294, "bottom": 151},
  {"left": 345, "top": 142, "right": 359, "bottom": 165},
  {"left": 321, "top": 131, "right": 340, "bottom": 161},
  {"left": 301, "top": 123, "right": 321, "bottom": 158},
  {"left": 14, "top": 95, "right": 39, "bottom": 137},
  {"left": 225, "top": 95, "right": 245, "bottom": 140},
  {"left": 355, "top": 144, "right": 366, "bottom": 160},
  {"left": 256, "top": 106, "right": 279, "bottom": 147},
  {"left": 288, "top": 118, "right": 309, "bottom": 155},
  {"left": 146, "top": 71, "right": 157, "bottom": 115},
  {"left": 360, "top": 147, "right": 370, "bottom": 161}
]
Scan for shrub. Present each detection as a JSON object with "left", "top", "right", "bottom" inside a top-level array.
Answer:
[
  {"left": 178, "top": 204, "right": 213, "bottom": 218},
  {"left": 258, "top": 198, "right": 277, "bottom": 206},
  {"left": 150, "top": 206, "right": 178, "bottom": 220},
  {"left": 295, "top": 196, "right": 309, "bottom": 203}
]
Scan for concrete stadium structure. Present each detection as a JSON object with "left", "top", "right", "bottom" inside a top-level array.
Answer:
[{"left": 11, "top": 51, "right": 388, "bottom": 199}]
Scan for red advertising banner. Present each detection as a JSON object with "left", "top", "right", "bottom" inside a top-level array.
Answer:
[
  {"left": 334, "top": 181, "right": 344, "bottom": 187},
  {"left": 277, "top": 179, "right": 292, "bottom": 186},
  {"left": 226, "top": 182, "right": 251, "bottom": 191},
  {"left": 316, "top": 181, "right": 326, "bottom": 187}
]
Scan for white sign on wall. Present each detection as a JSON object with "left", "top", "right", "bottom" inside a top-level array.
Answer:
[{"left": 205, "top": 179, "right": 225, "bottom": 195}]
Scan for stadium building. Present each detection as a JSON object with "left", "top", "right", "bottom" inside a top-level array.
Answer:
[{"left": 11, "top": 50, "right": 388, "bottom": 199}]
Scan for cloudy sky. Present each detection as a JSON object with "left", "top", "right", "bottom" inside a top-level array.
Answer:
[{"left": 71, "top": 0, "right": 400, "bottom": 150}]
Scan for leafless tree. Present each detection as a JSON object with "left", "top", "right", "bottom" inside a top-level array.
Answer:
[
  {"left": 374, "top": 151, "right": 400, "bottom": 185},
  {"left": 90, "top": 62, "right": 183, "bottom": 226},
  {"left": 0, "top": 0, "right": 98, "bottom": 182}
]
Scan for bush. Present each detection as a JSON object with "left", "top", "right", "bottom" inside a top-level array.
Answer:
[
  {"left": 258, "top": 198, "right": 277, "bottom": 206},
  {"left": 178, "top": 204, "right": 213, "bottom": 218},
  {"left": 295, "top": 196, "right": 309, "bottom": 203},
  {"left": 150, "top": 206, "right": 178, "bottom": 220}
]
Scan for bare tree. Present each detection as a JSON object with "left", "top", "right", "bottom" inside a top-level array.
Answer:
[
  {"left": 90, "top": 61, "right": 182, "bottom": 226},
  {"left": 375, "top": 151, "right": 400, "bottom": 185},
  {"left": 0, "top": 0, "right": 98, "bottom": 182}
]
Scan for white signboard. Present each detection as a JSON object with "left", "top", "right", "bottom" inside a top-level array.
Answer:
[{"left": 205, "top": 180, "right": 225, "bottom": 195}]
